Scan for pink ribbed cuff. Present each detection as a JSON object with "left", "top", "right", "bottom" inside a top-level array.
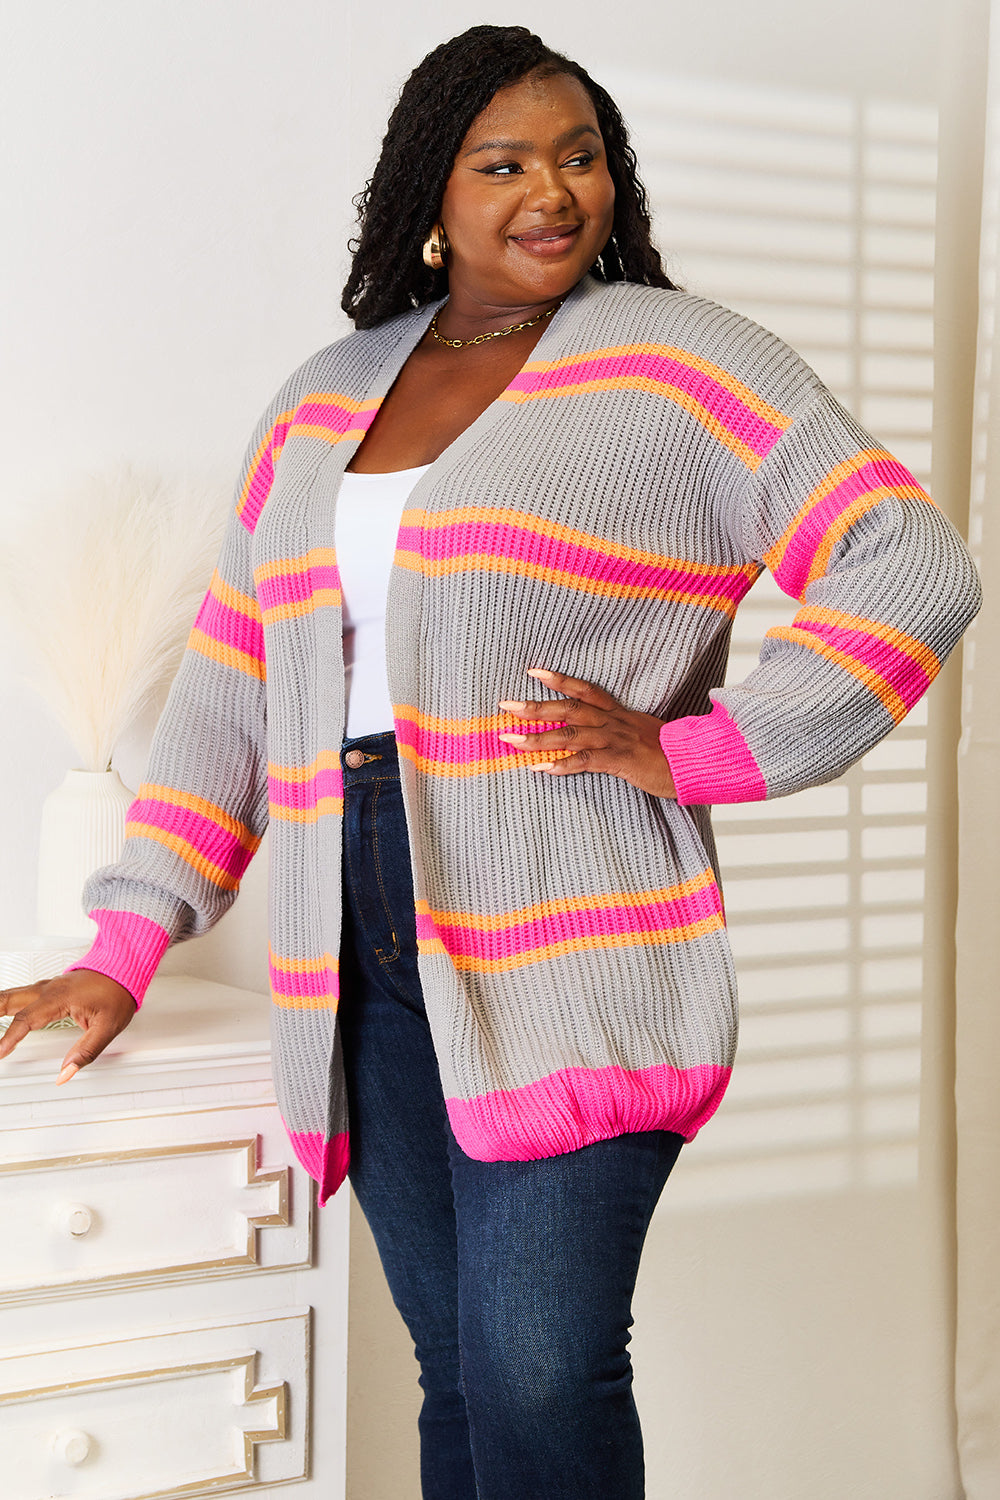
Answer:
[
  {"left": 67, "top": 909, "right": 172, "bottom": 1007},
  {"left": 659, "top": 700, "right": 768, "bottom": 805},
  {"left": 285, "top": 1128, "right": 350, "bottom": 1204}
]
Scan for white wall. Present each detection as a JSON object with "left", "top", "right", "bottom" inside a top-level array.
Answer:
[{"left": 0, "top": 3, "right": 975, "bottom": 1498}]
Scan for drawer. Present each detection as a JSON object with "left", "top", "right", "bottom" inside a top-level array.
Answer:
[
  {"left": 0, "top": 1311, "right": 309, "bottom": 1499},
  {"left": 0, "top": 1107, "right": 311, "bottom": 1302}
]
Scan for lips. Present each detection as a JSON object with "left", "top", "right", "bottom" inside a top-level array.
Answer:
[{"left": 510, "top": 224, "right": 583, "bottom": 257}]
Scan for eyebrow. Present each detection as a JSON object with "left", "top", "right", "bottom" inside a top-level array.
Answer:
[{"left": 461, "top": 124, "right": 601, "bottom": 158}]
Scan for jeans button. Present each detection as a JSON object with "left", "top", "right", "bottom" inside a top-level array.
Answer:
[{"left": 344, "top": 749, "right": 366, "bottom": 769}]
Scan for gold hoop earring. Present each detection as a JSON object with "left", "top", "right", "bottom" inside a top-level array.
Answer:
[{"left": 422, "top": 223, "right": 449, "bottom": 271}]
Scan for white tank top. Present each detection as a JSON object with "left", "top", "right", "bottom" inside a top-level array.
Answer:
[{"left": 336, "top": 465, "right": 430, "bottom": 737}]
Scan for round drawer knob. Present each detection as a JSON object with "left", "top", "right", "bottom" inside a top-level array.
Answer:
[
  {"left": 54, "top": 1202, "right": 94, "bottom": 1237},
  {"left": 51, "top": 1428, "right": 92, "bottom": 1465}
]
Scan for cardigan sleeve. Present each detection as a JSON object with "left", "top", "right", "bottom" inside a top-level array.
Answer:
[
  {"left": 66, "top": 386, "right": 292, "bottom": 1003},
  {"left": 658, "top": 389, "right": 982, "bottom": 804}
]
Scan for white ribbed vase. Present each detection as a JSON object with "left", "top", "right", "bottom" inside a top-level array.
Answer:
[{"left": 36, "top": 769, "right": 136, "bottom": 939}]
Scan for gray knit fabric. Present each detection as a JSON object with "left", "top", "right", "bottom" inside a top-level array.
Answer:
[{"left": 78, "top": 276, "right": 981, "bottom": 1201}]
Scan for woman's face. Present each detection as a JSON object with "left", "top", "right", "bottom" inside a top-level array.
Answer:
[{"left": 438, "top": 71, "right": 616, "bottom": 314}]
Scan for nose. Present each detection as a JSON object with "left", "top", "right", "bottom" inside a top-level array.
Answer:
[{"left": 523, "top": 164, "right": 573, "bottom": 214}]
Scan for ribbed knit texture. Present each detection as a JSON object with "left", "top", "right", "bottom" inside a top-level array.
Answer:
[{"left": 76, "top": 277, "right": 981, "bottom": 1203}]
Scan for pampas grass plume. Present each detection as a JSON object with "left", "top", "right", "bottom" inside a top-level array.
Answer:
[{"left": 0, "top": 466, "right": 227, "bottom": 770}]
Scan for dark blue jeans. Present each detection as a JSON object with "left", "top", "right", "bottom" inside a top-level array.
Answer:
[{"left": 338, "top": 732, "right": 683, "bottom": 1500}]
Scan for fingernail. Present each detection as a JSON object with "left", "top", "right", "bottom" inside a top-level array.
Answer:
[
  {"left": 528, "top": 762, "right": 555, "bottom": 772},
  {"left": 498, "top": 700, "right": 525, "bottom": 712},
  {"left": 56, "top": 1063, "right": 79, "bottom": 1086},
  {"left": 526, "top": 668, "right": 550, "bottom": 678},
  {"left": 498, "top": 733, "right": 527, "bottom": 745}
]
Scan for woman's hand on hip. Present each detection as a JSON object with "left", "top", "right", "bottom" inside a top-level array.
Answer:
[
  {"left": 498, "top": 668, "right": 677, "bottom": 799},
  {"left": 0, "top": 970, "right": 138, "bottom": 1084}
]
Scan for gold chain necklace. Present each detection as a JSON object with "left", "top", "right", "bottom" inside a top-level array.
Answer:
[{"left": 429, "top": 301, "right": 561, "bottom": 349}]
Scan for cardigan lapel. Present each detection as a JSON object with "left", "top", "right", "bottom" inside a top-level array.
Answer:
[
  {"left": 334, "top": 274, "right": 606, "bottom": 485},
  {"left": 401, "top": 274, "right": 603, "bottom": 493}
]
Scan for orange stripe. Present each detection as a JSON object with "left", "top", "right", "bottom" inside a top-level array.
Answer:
[
  {"left": 271, "top": 990, "right": 338, "bottom": 1009},
  {"left": 395, "top": 708, "right": 507, "bottom": 734},
  {"left": 415, "top": 870, "right": 717, "bottom": 933},
  {"left": 295, "top": 393, "right": 380, "bottom": 414},
  {"left": 139, "top": 784, "right": 258, "bottom": 851},
  {"left": 398, "top": 743, "right": 574, "bottom": 778},
  {"left": 502, "top": 376, "right": 765, "bottom": 470},
  {"left": 236, "top": 407, "right": 294, "bottom": 517},
  {"left": 803, "top": 487, "right": 928, "bottom": 587},
  {"left": 207, "top": 571, "right": 260, "bottom": 622},
  {"left": 767, "top": 625, "right": 907, "bottom": 722},
  {"left": 403, "top": 507, "right": 753, "bottom": 581},
  {"left": 393, "top": 549, "right": 741, "bottom": 614},
  {"left": 253, "top": 548, "right": 337, "bottom": 584},
  {"left": 269, "top": 948, "right": 340, "bottom": 1010},
  {"left": 430, "top": 914, "right": 726, "bottom": 972},
  {"left": 417, "top": 935, "right": 448, "bottom": 956},
  {"left": 268, "top": 948, "right": 341, "bottom": 1008},
  {"left": 395, "top": 706, "right": 567, "bottom": 737},
  {"left": 269, "top": 949, "right": 339, "bottom": 974},
  {"left": 268, "top": 752, "right": 342, "bottom": 782},
  {"left": 125, "top": 821, "right": 240, "bottom": 890},
  {"left": 269, "top": 797, "right": 344, "bottom": 822},
  {"left": 261, "top": 591, "right": 342, "bottom": 625},
  {"left": 187, "top": 628, "right": 266, "bottom": 682},
  {"left": 286, "top": 421, "right": 378, "bottom": 444},
  {"left": 515, "top": 343, "right": 792, "bottom": 429},
  {"left": 763, "top": 450, "right": 889, "bottom": 572},
  {"left": 793, "top": 605, "right": 941, "bottom": 677}
]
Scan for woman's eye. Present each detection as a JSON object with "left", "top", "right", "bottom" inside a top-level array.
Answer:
[{"left": 475, "top": 152, "right": 593, "bottom": 177}]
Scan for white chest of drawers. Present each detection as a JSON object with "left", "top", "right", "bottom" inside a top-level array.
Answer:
[{"left": 0, "top": 975, "right": 349, "bottom": 1500}]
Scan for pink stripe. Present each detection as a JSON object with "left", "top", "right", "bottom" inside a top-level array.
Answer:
[
  {"left": 191, "top": 593, "right": 264, "bottom": 663},
  {"left": 397, "top": 519, "right": 753, "bottom": 605},
  {"left": 415, "top": 911, "right": 439, "bottom": 943},
  {"left": 508, "top": 352, "right": 785, "bottom": 458},
  {"left": 240, "top": 455, "right": 273, "bottom": 535},
  {"left": 285, "top": 1128, "right": 350, "bottom": 1204},
  {"left": 659, "top": 700, "right": 768, "bottom": 804},
  {"left": 788, "top": 619, "right": 932, "bottom": 709},
  {"left": 239, "top": 399, "right": 378, "bottom": 535},
  {"left": 268, "top": 766, "right": 344, "bottom": 811},
  {"left": 239, "top": 417, "right": 291, "bottom": 536},
  {"left": 423, "top": 885, "right": 723, "bottom": 963},
  {"left": 256, "top": 563, "right": 341, "bottom": 615},
  {"left": 395, "top": 715, "right": 564, "bottom": 770},
  {"left": 237, "top": 399, "right": 379, "bottom": 538},
  {"left": 446, "top": 1060, "right": 732, "bottom": 1160},
  {"left": 128, "top": 798, "right": 255, "bottom": 881},
  {"left": 269, "top": 957, "right": 340, "bottom": 1001},
  {"left": 772, "top": 458, "right": 919, "bottom": 596},
  {"left": 68, "top": 910, "right": 172, "bottom": 1006},
  {"left": 289, "top": 399, "right": 379, "bottom": 441}
]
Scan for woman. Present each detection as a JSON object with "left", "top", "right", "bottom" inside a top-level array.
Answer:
[{"left": 0, "top": 24, "right": 981, "bottom": 1500}]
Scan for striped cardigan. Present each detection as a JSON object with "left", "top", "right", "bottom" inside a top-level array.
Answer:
[{"left": 75, "top": 276, "right": 980, "bottom": 1204}]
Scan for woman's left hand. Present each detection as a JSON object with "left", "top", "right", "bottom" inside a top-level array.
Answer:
[{"left": 498, "top": 668, "right": 677, "bottom": 799}]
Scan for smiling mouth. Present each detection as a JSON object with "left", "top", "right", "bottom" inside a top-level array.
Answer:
[{"left": 510, "top": 225, "right": 583, "bottom": 256}]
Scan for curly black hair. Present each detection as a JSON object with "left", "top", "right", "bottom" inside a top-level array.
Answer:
[{"left": 342, "top": 25, "right": 677, "bottom": 328}]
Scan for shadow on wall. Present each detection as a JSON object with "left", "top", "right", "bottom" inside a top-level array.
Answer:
[{"left": 600, "top": 68, "right": 937, "bottom": 1208}]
